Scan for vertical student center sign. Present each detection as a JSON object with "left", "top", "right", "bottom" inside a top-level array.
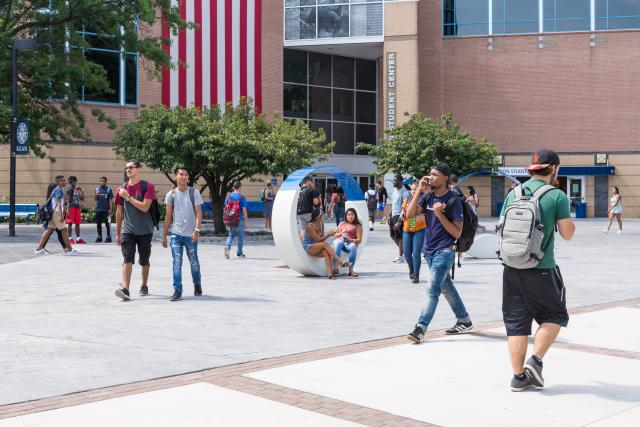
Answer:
[{"left": 386, "top": 52, "right": 396, "bottom": 130}]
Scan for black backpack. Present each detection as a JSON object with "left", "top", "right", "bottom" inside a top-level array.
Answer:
[
  {"left": 367, "top": 191, "right": 378, "bottom": 211},
  {"left": 446, "top": 190, "right": 478, "bottom": 253},
  {"left": 123, "top": 180, "right": 161, "bottom": 230},
  {"left": 445, "top": 191, "right": 478, "bottom": 278},
  {"left": 38, "top": 197, "right": 54, "bottom": 223},
  {"left": 297, "top": 186, "right": 314, "bottom": 215}
]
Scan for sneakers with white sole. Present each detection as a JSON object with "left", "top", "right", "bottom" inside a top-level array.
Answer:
[{"left": 524, "top": 357, "right": 545, "bottom": 387}]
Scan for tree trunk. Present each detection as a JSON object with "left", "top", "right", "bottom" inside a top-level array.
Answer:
[{"left": 204, "top": 176, "right": 227, "bottom": 234}]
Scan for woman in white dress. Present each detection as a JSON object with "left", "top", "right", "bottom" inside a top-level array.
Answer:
[{"left": 603, "top": 187, "right": 623, "bottom": 234}]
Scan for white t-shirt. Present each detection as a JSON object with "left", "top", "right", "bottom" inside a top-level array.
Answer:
[{"left": 165, "top": 187, "right": 204, "bottom": 237}]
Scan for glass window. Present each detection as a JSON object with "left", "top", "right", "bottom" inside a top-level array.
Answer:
[
  {"left": 309, "top": 52, "right": 331, "bottom": 86},
  {"left": 444, "top": 0, "right": 489, "bottom": 36},
  {"left": 596, "top": 0, "right": 640, "bottom": 30},
  {"left": 333, "top": 89, "right": 354, "bottom": 122},
  {"left": 309, "top": 86, "right": 331, "bottom": 120},
  {"left": 284, "top": 49, "right": 307, "bottom": 84},
  {"left": 125, "top": 54, "right": 137, "bottom": 105},
  {"left": 350, "top": 3, "right": 383, "bottom": 37},
  {"left": 284, "top": 84, "right": 307, "bottom": 118},
  {"left": 308, "top": 120, "right": 331, "bottom": 144},
  {"left": 318, "top": 5, "right": 349, "bottom": 38},
  {"left": 83, "top": 49, "right": 120, "bottom": 103},
  {"left": 285, "top": 7, "right": 316, "bottom": 40},
  {"left": 333, "top": 56, "right": 354, "bottom": 88},
  {"left": 286, "top": 0, "right": 316, "bottom": 6},
  {"left": 356, "top": 91, "right": 376, "bottom": 123},
  {"left": 356, "top": 124, "right": 377, "bottom": 155},
  {"left": 493, "top": 0, "right": 538, "bottom": 35},
  {"left": 544, "top": 0, "right": 590, "bottom": 32},
  {"left": 355, "top": 58, "right": 376, "bottom": 91},
  {"left": 333, "top": 122, "right": 355, "bottom": 154}
]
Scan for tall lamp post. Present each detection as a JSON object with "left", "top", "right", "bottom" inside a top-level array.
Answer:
[{"left": 9, "top": 38, "right": 37, "bottom": 237}]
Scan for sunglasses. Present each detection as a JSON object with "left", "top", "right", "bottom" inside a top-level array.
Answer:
[{"left": 125, "top": 165, "right": 140, "bottom": 170}]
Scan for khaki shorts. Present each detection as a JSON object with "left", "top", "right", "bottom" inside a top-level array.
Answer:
[{"left": 48, "top": 214, "right": 66, "bottom": 231}]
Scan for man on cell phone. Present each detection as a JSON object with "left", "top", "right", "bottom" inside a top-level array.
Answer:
[{"left": 405, "top": 164, "right": 473, "bottom": 343}]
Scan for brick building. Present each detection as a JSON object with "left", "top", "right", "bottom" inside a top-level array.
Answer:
[{"left": 3, "top": 0, "right": 639, "bottom": 217}]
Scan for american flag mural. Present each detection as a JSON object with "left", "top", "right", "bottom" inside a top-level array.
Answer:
[{"left": 162, "top": 0, "right": 262, "bottom": 110}]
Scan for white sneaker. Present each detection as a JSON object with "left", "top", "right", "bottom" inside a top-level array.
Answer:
[
  {"left": 392, "top": 256, "right": 402, "bottom": 263},
  {"left": 602, "top": 229, "right": 608, "bottom": 234},
  {"left": 64, "top": 248, "right": 79, "bottom": 256},
  {"left": 617, "top": 230, "right": 622, "bottom": 234},
  {"left": 34, "top": 249, "right": 49, "bottom": 256},
  {"left": 398, "top": 256, "right": 405, "bottom": 263}
]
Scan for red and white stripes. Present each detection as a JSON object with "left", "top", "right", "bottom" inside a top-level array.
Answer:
[{"left": 162, "top": 0, "right": 262, "bottom": 110}]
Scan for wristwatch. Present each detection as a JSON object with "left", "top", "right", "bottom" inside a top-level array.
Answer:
[
  {"left": 125, "top": 196, "right": 130, "bottom": 202},
  {"left": 194, "top": 228, "right": 200, "bottom": 233}
]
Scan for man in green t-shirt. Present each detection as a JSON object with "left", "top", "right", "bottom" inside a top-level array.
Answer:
[{"left": 500, "top": 149, "right": 575, "bottom": 392}]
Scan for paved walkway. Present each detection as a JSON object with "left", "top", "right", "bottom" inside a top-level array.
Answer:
[{"left": 0, "top": 218, "right": 639, "bottom": 425}]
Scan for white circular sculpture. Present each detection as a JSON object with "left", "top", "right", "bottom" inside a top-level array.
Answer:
[
  {"left": 272, "top": 166, "right": 369, "bottom": 277},
  {"left": 466, "top": 233, "right": 499, "bottom": 259}
]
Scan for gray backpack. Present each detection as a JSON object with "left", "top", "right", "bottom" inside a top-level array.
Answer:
[{"left": 497, "top": 184, "right": 557, "bottom": 269}]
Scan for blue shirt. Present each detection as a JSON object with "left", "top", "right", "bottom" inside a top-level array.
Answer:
[
  {"left": 420, "top": 190, "right": 464, "bottom": 256},
  {"left": 225, "top": 192, "right": 247, "bottom": 210},
  {"left": 95, "top": 185, "right": 113, "bottom": 212},
  {"left": 391, "top": 187, "right": 410, "bottom": 216}
]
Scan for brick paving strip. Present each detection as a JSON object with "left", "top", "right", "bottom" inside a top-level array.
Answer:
[{"left": 1, "top": 298, "right": 638, "bottom": 426}]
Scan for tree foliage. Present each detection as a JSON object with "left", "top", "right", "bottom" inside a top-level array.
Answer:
[
  {"left": 358, "top": 113, "right": 500, "bottom": 178},
  {"left": 114, "top": 100, "right": 333, "bottom": 233},
  {"left": 0, "top": 0, "right": 190, "bottom": 156}
]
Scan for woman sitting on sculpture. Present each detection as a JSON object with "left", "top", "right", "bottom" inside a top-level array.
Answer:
[
  {"left": 332, "top": 208, "right": 363, "bottom": 278},
  {"left": 302, "top": 208, "right": 352, "bottom": 279}
]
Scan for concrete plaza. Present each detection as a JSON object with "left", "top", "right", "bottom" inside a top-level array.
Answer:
[{"left": 0, "top": 218, "right": 638, "bottom": 425}]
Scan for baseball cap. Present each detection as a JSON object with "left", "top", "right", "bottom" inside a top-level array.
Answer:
[
  {"left": 528, "top": 149, "right": 560, "bottom": 171},
  {"left": 433, "top": 163, "right": 452, "bottom": 177}
]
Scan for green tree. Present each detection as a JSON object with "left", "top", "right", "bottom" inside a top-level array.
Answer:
[
  {"left": 0, "top": 0, "right": 190, "bottom": 156},
  {"left": 114, "top": 100, "right": 333, "bottom": 233},
  {"left": 358, "top": 113, "right": 500, "bottom": 178}
]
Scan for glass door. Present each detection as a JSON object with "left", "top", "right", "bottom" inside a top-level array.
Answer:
[{"left": 568, "top": 176, "right": 585, "bottom": 215}]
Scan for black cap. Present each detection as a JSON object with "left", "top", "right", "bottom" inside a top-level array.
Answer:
[
  {"left": 528, "top": 149, "right": 560, "bottom": 171},
  {"left": 433, "top": 163, "right": 452, "bottom": 177}
]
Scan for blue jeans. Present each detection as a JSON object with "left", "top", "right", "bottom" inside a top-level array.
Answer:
[
  {"left": 417, "top": 248, "right": 470, "bottom": 329},
  {"left": 334, "top": 208, "right": 345, "bottom": 227},
  {"left": 403, "top": 229, "right": 425, "bottom": 276},
  {"left": 226, "top": 218, "right": 245, "bottom": 255},
  {"left": 334, "top": 240, "right": 358, "bottom": 266},
  {"left": 170, "top": 234, "right": 201, "bottom": 292}
]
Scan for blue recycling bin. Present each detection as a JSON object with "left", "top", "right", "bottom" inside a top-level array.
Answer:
[
  {"left": 575, "top": 202, "right": 587, "bottom": 218},
  {"left": 496, "top": 201, "right": 504, "bottom": 217}
]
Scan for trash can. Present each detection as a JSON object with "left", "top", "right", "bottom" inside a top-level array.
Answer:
[
  {"left": 496, "top": 202, "right": 504, "bottom": 217},
  {"left": 575, "top": 202, "right": 587, "bottom": 219}
]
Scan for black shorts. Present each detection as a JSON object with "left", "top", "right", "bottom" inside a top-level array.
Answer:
[
  {"left": 121, "top": 233, "right": 153, "bottom": 266},
  {"left": 389, "top": 215, "right": 403, "bottom": 240},
  {"left": 502, "top": 266, "right": 569, "bottom": 336},
  {"left": 368, "top": 209, "right": 376, "bottom": 221}
]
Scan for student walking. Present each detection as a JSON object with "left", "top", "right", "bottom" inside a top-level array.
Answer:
[
  {"left": 297, "top": 176, "right": 322, "bottom": 234},
  {"left": 224, "top": 180, "right": 249, "bottom": 259},
  {"left": 262, "top": 182, "right": 276, "bottom": 230},
  {"left": 95, "top": 176, "right": 114, "bottom": 243},
  {"left": 302, "top": 209, "right": 351, "bottom": 279},
  {"left": 365, "top": 184, "right": 377, "bottom": 231},
  {"left": 114, "top": 160, "right": 157, "bottom": 301},
  {"left": 603, "top": 187, "right": 623, "bottom": 234},
  {"left": 403, "top": 182, "right": 427, "bottom": 284},
  {"left": 65, "top": 176, "right": 86, "bottom": 244},
  {"left": 35, "top": 176, "right": 76, "bottom": 255},
  {"left": 333, "top": 207, "right": 363, "bottom": 278},
  {"left": 497, "top": 149, "right": 575, "bottom": 392},
  {"left": 37, "top": 182, "right": 68, "bottom": 253},
  {"left": 163, "top": 167, "right": 204, "bottom": 301},
  {"left": 376, "top": 180, "right": 388, "bottom": 224},
  {"left": 389, "top": 174, "right": 410, "bottom": 263},
  {"left": 330, "top": 186, "right": 347, "bottom": 227},
  {"left": 465, "top": 186, "right": 479, "bottom": 215},
  {"left": 406, "top": 164, "right": 473, "bottom": 343}
]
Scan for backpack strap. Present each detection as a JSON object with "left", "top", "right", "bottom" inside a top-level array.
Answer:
[
  {"left": 189, "top": 187, "right": 196, "bottom": 212},
  {"left": 531, "top": 184, "right": 557, "bottom": 200},
  {"left": 140, "top": 180, "right": 148, "bottom": 201},
  {"left": 514, "top": 185, "right": 525, "bottom": 200}
]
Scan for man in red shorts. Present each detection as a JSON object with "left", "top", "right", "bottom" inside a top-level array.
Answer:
[{"left": 65, "top": 176, "right": 86, "bottom": 244}]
